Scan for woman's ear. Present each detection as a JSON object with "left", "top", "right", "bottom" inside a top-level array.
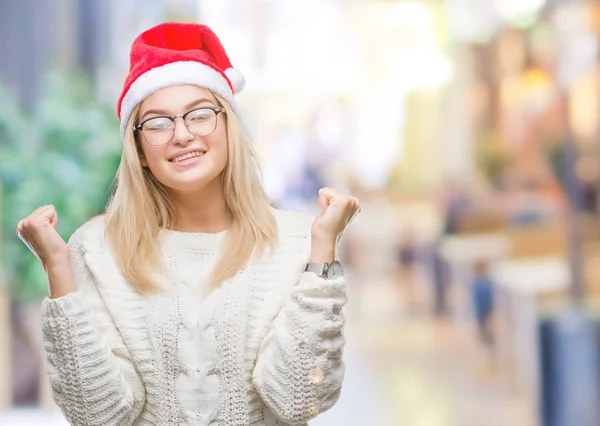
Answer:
[{"left": 140, "top": 155, "right": 148, "bottom": 168}]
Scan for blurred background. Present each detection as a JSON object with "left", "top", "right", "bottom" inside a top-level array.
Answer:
[{"left": 1, "top": 0, "right": 600, "bottom": 425}]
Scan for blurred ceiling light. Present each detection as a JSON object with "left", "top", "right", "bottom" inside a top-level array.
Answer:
[
  {"left": 383, "top": 1, "right": 432, "bottom": 31},
  {"left": 353, "top": 91, "right": 404, "bottom": 187},
  {"left": 521, "top": 68, "right": 554, "bottom": 114},
  {"left": 494, "top": 0, "right": 547, "bottom": 27},
  {"left": 390, "top": 47, "right": 454, "bottom": 92},
  {"left": 443, "top": 0, "right": 500, "bottom": 43}
]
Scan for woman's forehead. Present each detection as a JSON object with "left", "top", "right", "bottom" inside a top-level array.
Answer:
[{"left": 140, "top": 85, "right": 217, "bottom": 112}]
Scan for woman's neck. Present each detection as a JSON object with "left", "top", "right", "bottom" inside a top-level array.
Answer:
[{"left": 168, "top": 182, "right": 232, "bottom": 233}]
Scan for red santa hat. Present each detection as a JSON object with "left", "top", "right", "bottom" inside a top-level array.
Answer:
[{"left": 117, "top": 22, "right": 245, "bottom": 139}]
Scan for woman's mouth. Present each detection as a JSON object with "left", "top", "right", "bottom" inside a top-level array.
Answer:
[{"left": 169, "top": 150, "right": 206, "bottom": 163}]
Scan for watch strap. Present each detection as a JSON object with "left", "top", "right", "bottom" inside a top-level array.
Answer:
[{"left": 305, "top": 261, "right": 328, "bottom": 277}]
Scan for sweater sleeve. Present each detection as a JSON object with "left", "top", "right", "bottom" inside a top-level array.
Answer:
[
  {"left": 41, "top": 236, "right": 145, "bottom": 426},
  {"left": 252, "top": 270, "right": 347, "bottom": 424}
]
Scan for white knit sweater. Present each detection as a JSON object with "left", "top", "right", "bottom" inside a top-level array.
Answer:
[{"left": 40, "top": 209, "right": 346, "bottom": 426}]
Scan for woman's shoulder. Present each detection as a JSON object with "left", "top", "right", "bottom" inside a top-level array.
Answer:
[
  {"left": 67, "top": 214, "right": 107, "bottom": 250},
  {"left": 270, "top": 206, "right": 314, "bottom": 237}
]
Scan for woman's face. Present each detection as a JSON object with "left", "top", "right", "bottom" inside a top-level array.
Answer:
[{"left": 136, "top": 85, "right": 228, "bottom": 194}]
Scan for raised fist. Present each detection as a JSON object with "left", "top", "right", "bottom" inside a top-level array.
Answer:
[{"left": 16, "top": 205, "right": 69, "bottom": 267}]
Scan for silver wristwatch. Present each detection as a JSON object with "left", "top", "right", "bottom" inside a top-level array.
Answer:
[{"left": 305, "top": 260, "right": 344, "bottom": 279}]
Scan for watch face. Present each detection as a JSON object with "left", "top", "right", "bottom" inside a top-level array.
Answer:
[{"left": 326, "top": 261, "right": 344, "bottom": 279}]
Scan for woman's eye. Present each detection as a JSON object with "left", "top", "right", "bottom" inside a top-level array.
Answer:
[
  {"left": 145, "top": 118, "right": 172, "bottom": 131},
  {"left": 187, "top": 110, "right": 212, "bottom": 121}
]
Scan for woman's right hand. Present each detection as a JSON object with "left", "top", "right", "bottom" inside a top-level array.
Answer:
[{"left": 17, "top": 205, "right": 70, "bottom": 268}]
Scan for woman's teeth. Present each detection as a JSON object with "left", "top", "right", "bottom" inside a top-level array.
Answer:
[{"left": 171, "top": 151, "right": 205, "bottom": 162}]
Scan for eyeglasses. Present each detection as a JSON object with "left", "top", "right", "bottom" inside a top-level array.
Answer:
[{"left": 134, "top": 105, "right": 225, "bottom": 146}]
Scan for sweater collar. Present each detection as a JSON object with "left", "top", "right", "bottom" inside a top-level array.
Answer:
[{"left": 159, "top": 228, "right": 227, "bottom": 251}]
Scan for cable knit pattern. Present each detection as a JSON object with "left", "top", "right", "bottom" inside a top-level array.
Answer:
[
  {"left": 162, "top": 239, "right": 222, "bottom": 425},
  {"left": 40, "top": 208, "right": 346, "bottom": 425}
]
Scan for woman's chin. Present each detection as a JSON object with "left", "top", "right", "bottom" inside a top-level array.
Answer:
[{"left": 163, "top": 174, "right": 220, "bottom": 194}]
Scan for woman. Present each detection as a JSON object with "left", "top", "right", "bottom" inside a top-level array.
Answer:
[{"left": 17, "top": 23, "right": 359, "bottom": 426}]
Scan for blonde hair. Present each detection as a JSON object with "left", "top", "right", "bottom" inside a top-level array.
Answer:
[{"left": 104, "top": 94, "right": 278, "bottom": 293}]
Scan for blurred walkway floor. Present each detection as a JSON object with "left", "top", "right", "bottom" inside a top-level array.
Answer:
[
  {"left": 349, "top": 275, "right": 536, "bottom": 426},
  {"left": 311, "top": 326, "right": 396, "bottom": 426},
  {"left": 0, "top": 409, "right": 67, "bottom": 426}
]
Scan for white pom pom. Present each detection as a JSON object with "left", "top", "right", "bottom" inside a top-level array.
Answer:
[{"left": 224, "top": 68, "right": 246, "bottom": 94}]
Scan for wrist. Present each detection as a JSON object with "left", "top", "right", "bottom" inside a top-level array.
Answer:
[
  {"left": 43, "top": 250, "right": 71, "bottom": 271},
  {"left": 46, "top": 266, "right": 77, "bottom": 299},
  {"left": 310, "top": 240, "right": 336, "bottom": 263},
  {"left": 44, "top": 253, "right": 76, "bottom": 299}
]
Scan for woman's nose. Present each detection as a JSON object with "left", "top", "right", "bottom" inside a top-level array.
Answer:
[{"left": 171, "top": 117, "right": 194, "bottom": 145}]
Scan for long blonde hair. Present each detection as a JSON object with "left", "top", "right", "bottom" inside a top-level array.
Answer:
[{"left": 104, "top": 94, "right": 278, "bottom": 293}]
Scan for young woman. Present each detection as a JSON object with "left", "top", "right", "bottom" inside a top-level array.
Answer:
[{"left": 17, "top": 22, "right": 359, "bottom": 426}]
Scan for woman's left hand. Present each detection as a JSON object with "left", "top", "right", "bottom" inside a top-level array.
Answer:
[{"left": 310, "top": 187, "right": 360, "bottom": 262}]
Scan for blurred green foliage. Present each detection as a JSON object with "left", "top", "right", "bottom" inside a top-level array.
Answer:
[{"left": 0, "top": 71, "right": 121, "bottom": 301}]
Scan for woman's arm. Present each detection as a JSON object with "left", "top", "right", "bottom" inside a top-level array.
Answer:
[
  {"left": 252, "top": 270, "right": 347, "bottom": 424},
  {"left": 41, "top": 234, "right": 145, "bottom": 426},
  {"left": 253, "top": 189, "right": 358, "bottom": 424}
]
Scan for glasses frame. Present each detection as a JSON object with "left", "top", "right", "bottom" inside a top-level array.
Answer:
[{"left": 134, "top": 105, "right": 226, "bottom": 146}]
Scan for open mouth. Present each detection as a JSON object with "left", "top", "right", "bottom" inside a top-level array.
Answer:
[{"left": 169, "top": 150, "right": 206, "bottom": 163}]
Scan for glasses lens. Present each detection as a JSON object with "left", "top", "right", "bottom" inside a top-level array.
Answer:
[
  {"left": 185, "top": 108, "right": 217, "bottom": 136},
  {"left": 142, "top": 117, "right": 174, "bottom": 145}
]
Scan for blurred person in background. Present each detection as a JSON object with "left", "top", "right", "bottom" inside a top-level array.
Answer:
[
  {"left": 16, "top": 22, "right": 360, "bottom": 426},
  {"left": 470, "top": 261, "right": 495, "bottom": 347},
  {"left": 431, "top": 182, "right": 473, "bottom": 317},
  {"left": 396, "top": 227, "right": 420, "bottom": 315}
]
